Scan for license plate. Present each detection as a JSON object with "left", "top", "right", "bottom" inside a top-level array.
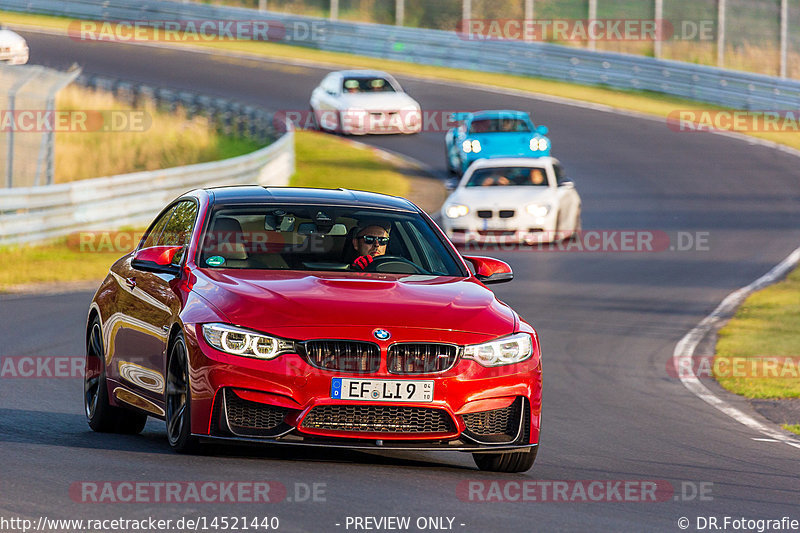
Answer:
[
  {"left": 487, "top": 219, "right": 511, "bottom": 230},
  {"left": 331, "top": 378, "right": 434, "bottom": 402}
]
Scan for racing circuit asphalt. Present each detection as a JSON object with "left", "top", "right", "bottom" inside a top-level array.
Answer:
[{"left": 1, "top": 31, "right": 799, "bottom": 532}]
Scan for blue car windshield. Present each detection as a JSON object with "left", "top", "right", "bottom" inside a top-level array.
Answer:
[
  {"left": 466, "top": 167, "right": 549, "bottom": 188},
  {"left": 469, "top": 118, "right": 531, "bottom": 133}
]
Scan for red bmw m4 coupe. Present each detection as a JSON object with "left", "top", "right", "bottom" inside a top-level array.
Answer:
[{"left": 84, "top": 186, "right": 542, "bottom": 472}]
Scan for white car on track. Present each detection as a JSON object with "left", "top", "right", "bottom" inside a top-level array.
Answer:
[
  {"left": 309, "top": 69, "right": 421, "bottom": 135},
  {"left": 0, "top": 26, "right": 29, "bottom": 65},
  {"left": 441, "top": 157, "right": 582, "bottom": 245}
]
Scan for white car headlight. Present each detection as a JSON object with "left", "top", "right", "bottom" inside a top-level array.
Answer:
[
  {"left": 445, "top": 204, "right": 469, "bottom": 218},
  {"left": 471, "top": 140, "right": 482, "bottom": 153},
  {"left": 530, "top": 138, "right": 549, "bottom": 151},
  {"left": 462, "top": 140, "right": 472, "bottom": 153},
  {"left": 202, "top": 323, "right": 294, "bottom": 360},
  {"left": 526, "top": 203, "right": 551, "bottom": 217},
  {"left": 463, "top": 332, "right": 533, "bottom": 367}
]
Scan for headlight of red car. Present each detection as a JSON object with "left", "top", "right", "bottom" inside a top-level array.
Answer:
[
  {"left": 463, "top": 332, "right": 533, "bottom": 367},
  {"left": 202, "top": 323, "right": 295, "bottom": 360}
]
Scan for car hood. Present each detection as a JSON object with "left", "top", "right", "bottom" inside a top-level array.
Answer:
[
  {"left": 447, "top": 186, "right": 556, "bottom": 207},
  {"left": 0, "top": 29, "right": 26, "bottom": 48},
  {"left": 337, "top": 92, "right": 419, "bottom": 111},
  {"left": 191, "top": 270, "right": 516, "bottom": 338}
]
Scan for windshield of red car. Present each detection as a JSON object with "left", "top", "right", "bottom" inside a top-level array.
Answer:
[
  {"left": 469, "top": 118, "right": 530, "bottom": 133},
  {"left": 198, "top": 205, "right": 465, "bottom": 276}
]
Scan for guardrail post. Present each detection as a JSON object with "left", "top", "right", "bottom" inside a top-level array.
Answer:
[
  {"left": 259, "top": 0, "right": 266, "bottom": 12},
  {"left": 524, "top": 0, "right": 534, "bottom": 42},
  {"left": 330, "top": 0, "right": 339, "bottom": 20},
  {"left": 588, "top": 0, "right": 597, "bottom": 51},
  {"left": 717, "top": 0, "right": 726, "bottom": 68},
  {"left": 396, "top": 0, "right": 404, "bottom": 26},
  {"left": 780, "top": 0, "right": 788, "bottom": 78},
  {"left": 654, "top": 0, "right": 663, "bottom": 59},
  {"left": 462, "top": 0, "right": 471, "bottom": 29}
]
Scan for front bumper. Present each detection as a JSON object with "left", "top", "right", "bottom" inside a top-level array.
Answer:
[
  {"left": 184, "top": 325, "right": 542, "bottom": 451},
  {"left": 341, "top": 110, "right": 421, "bottom": 135},
  {"left": 0, "top": 48, "right": 29, "bottom": 65},
  {"left": 442, "top": 212, "right": 559, "bottom": 245}
]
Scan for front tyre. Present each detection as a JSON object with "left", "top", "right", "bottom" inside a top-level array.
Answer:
[
  {"left": 472, "top": 446, "right": 538, "bottom": 473},
  {"left": 84, "top": 317, "right": 147, "bottom": 434},
  {"left": 165, "top": 333, "right": 199, "bottom": 453}
]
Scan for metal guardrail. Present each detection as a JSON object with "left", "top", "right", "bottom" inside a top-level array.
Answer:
[
  {"left": 0, "top": 129, "right": 294, "bottom": 245},
  {"left": 5, "top": 0, "right": 800, "bottom": 109}
]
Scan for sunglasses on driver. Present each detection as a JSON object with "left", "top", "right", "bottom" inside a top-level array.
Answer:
[{"left": 358, "top": 235, "right": 390, "bottom": 245}]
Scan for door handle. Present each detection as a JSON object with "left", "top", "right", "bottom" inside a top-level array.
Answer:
[{"left": 125, "top": 277, "right": 136, "bottom": 289}]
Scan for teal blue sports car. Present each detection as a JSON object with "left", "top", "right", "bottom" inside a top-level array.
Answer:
[{"left": 445, "top": 110, "right": 550, "bottom": 175}]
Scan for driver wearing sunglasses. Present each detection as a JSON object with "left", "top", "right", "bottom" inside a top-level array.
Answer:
[{"left": 351, "top": 224, "right": 390, "bottom": 270}]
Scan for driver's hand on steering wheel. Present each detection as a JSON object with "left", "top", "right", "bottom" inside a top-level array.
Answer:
[{"left": 352, "top": 255, "right": 374, "bottom": 270}]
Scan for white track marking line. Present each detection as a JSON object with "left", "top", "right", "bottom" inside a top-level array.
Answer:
[{"left": 673, "top": 246, "right": 800, "bottom": 450}]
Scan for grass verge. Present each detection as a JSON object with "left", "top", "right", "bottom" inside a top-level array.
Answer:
[
  {"left": 55, "top": 85, "right": 261, "bottom": 182},
  {"left": 291, "top": 130, "right": 409, "bottom": 197},
  {"left": 0, "top": 130, "right": 412, "bottom": 291},
  {"left": 6, "top": 10, "right": 800, "bottom": 153},
  {"left": 783, "top": 424, "right": 800, "bottom": 436},
  {"left": 714, "top": 266, "right": 800, "bottom": 399}
]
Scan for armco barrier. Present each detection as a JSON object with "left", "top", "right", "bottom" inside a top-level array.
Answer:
[
  {"left": 0, "top": 129, "right": 294, "bottom": 245},
  {"left": 5, "top": 0, "right": 800, "bottom": 109}
]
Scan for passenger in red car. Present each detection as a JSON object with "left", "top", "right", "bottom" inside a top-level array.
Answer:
[{"left": 351, "top": 224, "right": 389, "bottom": 270}]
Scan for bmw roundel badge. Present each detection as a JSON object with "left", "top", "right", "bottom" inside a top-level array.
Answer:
[{"left": 373, "top": 328, "right": 391, "bottom": 341}]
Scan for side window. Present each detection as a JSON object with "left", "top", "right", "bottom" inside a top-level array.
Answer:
[
  {"left": 161, "top": 201, "right": 199, "bottom": 264},
  {"left": 553, "top": 164, "right": 567, "bottom": 184},
  {"left": 141, "top": 206, "right": 176, "bottom": 249}
]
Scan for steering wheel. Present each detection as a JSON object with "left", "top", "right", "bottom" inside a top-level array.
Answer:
[{"left": 365, "top": 255, "right": 426, "bottom": 274}]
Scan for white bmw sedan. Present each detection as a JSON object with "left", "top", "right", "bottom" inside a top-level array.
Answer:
[
  {"left": 310, "top": 70, "right": 421, "bottom": 135},
  {"left": 441, "top": 158, "right": 582, "bottom": 245},
  {"left": 0, "top": 26, "right": 29, "bottom": 65}
]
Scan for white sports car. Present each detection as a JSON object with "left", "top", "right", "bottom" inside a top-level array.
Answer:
[
  {"left": 441, "top": 158, "right": 582, "bottom": 245},
  {"left": 0, "top": 26, "right": 29, "bottom": 65},
  {"left": 309, "top": 70, "right": 421, "bottom": 135}
]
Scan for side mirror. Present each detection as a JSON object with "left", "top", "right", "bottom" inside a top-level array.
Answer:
[
  {"left": 131, "top": 245, "right": 184, "bottom": 276},
  {"left": 536, "top": 125, "right": 549, "bottom": 135},
  {"left": 445, "top": 177, "right": 459, "bottom": 192},
  {"left": 559, "top": 178, "right": 575, "bottom": 188},
  {"left": 463, "top": 255, "right": 514, "bottom": 284}
]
